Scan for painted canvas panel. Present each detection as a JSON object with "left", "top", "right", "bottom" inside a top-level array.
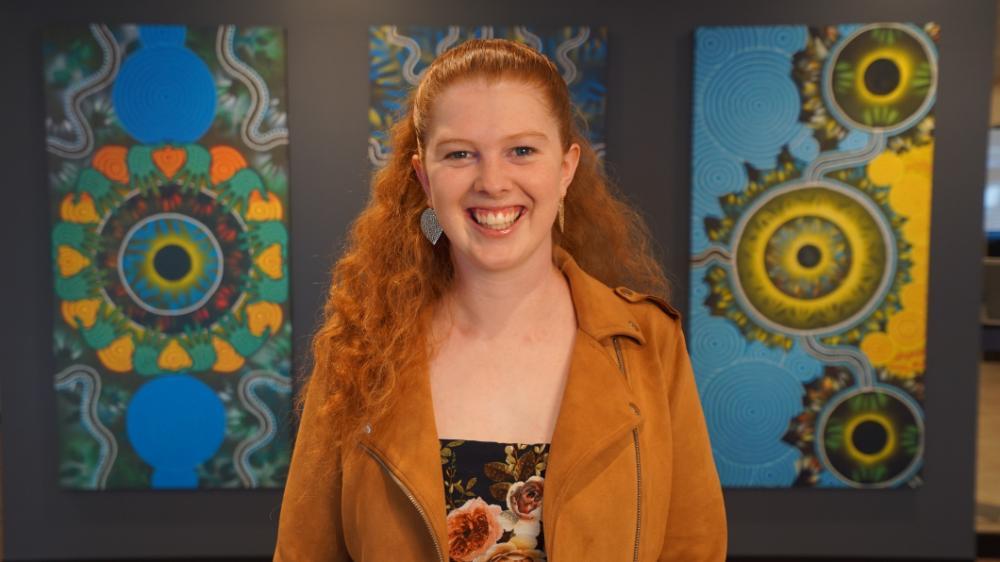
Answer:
[
  {"left": 44, "top": 24, "right": 292, "bottom": 489},
  {"left": 688, "top": 23, "right": 937, "bottom": 488},
  {"left": 368, "top": 26, "right": 607, "bottom": 166}
]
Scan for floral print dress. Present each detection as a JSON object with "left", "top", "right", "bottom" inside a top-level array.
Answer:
[{"left": 440, "top": 439, "right": 549, "bottom": 562}]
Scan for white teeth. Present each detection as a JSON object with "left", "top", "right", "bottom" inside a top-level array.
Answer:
[{"left": 473, "top": 208, "right": 521, "bottom": 230}]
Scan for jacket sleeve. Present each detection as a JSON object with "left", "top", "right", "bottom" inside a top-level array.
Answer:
[
  {"left": 658, "top": 319, "right": 728, "bottom": 561},
  {"left": 273, "top": 378, "right": 351, "bottom": 561}
]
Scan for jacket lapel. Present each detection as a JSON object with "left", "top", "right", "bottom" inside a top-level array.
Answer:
[
  {"left": 359, "top": 364, "right": 449, "bottom": 557},
  {"left": 543, "top": 250, "right": 646, "bottom": 538}
]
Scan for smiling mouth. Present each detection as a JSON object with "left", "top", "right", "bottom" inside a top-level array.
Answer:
[{"left": 469, "top": 206, "right": 525, "bottom": 231}]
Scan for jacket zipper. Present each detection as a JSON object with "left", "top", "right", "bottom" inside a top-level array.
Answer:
[
  {"left": 361, "top": 444, "right": 445, "bottom": 562},
  {"left": 613, "top": 336, "right": 642, "bottom": 562}
]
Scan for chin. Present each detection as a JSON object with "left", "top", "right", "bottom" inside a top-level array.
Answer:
[{"left": 460, "top": 238, "right": 552, "bottom": 274}]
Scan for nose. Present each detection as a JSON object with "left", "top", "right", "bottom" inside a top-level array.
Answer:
[{"left": 475, "top": 153, "right": 509, "bottom": 196}]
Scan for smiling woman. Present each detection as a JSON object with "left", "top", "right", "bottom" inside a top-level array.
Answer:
[{"left": 275, "top": 39, "right": 726, "bottom": 561}]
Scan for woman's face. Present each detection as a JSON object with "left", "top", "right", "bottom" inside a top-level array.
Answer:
[{"left": 412, "top": 77, "right": 580, "bottom": 275}]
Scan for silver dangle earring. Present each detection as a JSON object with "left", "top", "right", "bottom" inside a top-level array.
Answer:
[
  {"left": 420, "top": 207, "right": 444, "bottom": 245},
  {"left": 557, "top": 198, "right": 565, "bottom": 233}
]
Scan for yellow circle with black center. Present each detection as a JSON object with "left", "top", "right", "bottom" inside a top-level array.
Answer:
[
  {"left": 819, "top": 388, "right": 923, "bottom": 486},
  {"left": 734, "top": 186, "right": 888, "bottom": 332},
  {"left": 843, "top": 413, "right": 896, "bottom": 465},
  {"left": 142, "top": 234, "right": 204, "bottom": 290},
  {"left": 827, "top": 25, "right": 935, "bottom": 129},
  {"left": 764, "top": 216, "right": 852, "bottom": 300}
]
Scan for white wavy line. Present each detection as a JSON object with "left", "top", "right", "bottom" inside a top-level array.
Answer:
[
  {"left": 801, "top": 335, "right": 875, "bottom": 388},
  {"left": 216, "top": 25, "right": 289, "bottom": 151},
  {"left": 515, "top": 26, "right": 543, "bottom": 51},
  {"left": 234, "top": 370, "right": 292, "bottom": 487},
  {"left": 555, "top": 28, "right": 590, "bottom": 85},
  {"left": 54, "top": 364, "right": 118, "bottom": 488},
  {"left": 690, "top": 246, "right": 733, "bottom": 267},
  {"left": 805, "top": 132, "right": 886, "bottom": 180},
  {"left": 47, "top": 24, "right": 121, "bottom": 159},
  {"left": 368, "top": 137, "right": 389, "bottom": 167},
  {"left": 435, "top": 26, "right": 461, "bottom": 56},
  {"left": 386, "top": 26, "right": 424, "bottom": 86}
]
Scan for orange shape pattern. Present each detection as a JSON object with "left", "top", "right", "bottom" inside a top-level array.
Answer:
[
  {"left": 91, "top": 145, "right": 129, "bottom": 183},
  {"left": 246, "top": 190, "right": 283, "bottom": 221},
  {"left": 98, "top": 334, "right": 135, "bottom": 373},
  {"left": 158, "top": 339, "right": 193, "bottom": 371},
  {"left": 210, "top": 145, "right": 248, "bottom": 185},
  {"left": 152, "top": 146, "right": 187, "bottom": 179},
  {"left": 246, "top": 301, "right": 283, "bottom": 337},
  {"left": 212, "top": 336, "right": 245, "bottom": 372},
  {"left": 60, "top": 193, "right": 100, "bottom": 223},
  {"left": 61, "top": 299, "right": 101, "bottom": 329},
  {"left": 254, "top": 244, "right": 284, "bottom": 279}
]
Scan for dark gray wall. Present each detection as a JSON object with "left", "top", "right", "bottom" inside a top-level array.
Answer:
[{"left": 1, "top": 0, "right": 993, "bottom": 559}]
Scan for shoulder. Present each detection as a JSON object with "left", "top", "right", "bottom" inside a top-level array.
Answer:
[
  {"left": 611, "top": 285, "right": 685, "bottom": 349},
  {"left": 612, "top": 286, "right": 682, "bottom": 320}
]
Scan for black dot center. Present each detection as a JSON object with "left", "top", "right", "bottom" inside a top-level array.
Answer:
[
  {"left": 852, "top": 420, "right": 889, "bottom": 456},
  {"left": 797, "top": 244, "right": 822, "bottom": 268},
  {"left": 864, "top": 58, "right": 901, "bottom": 96},
  {"left": 153, "top": 244, "right": 192, "bottom": 282}
]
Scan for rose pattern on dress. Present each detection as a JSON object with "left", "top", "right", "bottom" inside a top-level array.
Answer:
[
  {"left": 446, "top": 498, "right": 504, "bottom": 562},
  {"left": 440, "top": 440, "right": 549, "bottom": 561},
  {"left": 507, "top": 476, "right": 544, "bottom": 520}
]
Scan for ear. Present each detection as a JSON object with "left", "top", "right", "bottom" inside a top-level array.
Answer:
[
  {"left": 411, "top": 153, "right": 432, "bottom": 205},
  {"left": 560, "top": 143, "right": 581, "bottom": 198}
]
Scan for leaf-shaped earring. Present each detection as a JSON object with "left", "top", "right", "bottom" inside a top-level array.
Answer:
[
  {"left": 557, "top": 198, "right": 565, "bottom": 233},
  {"left": 420, "top": 207, "right": 443, "bottom": 245}
]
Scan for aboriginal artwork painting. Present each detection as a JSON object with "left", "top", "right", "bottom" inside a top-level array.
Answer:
[
  {"left": 368, "top": 26, "right": 607, "bottom": 167},
  {"left": 44, "top": 24, "right": 292, "bottom": 489},
  {"left": 688, "top": 24, "right": 937, "bottom": 488}
]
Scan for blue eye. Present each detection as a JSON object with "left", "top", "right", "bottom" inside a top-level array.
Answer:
[{"left": 513, "top": 146, "right": 536, "bottom": 157}]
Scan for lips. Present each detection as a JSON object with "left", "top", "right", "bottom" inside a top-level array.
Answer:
[{"left": 468, "top": 206, "right": 525, "bottom": 231}]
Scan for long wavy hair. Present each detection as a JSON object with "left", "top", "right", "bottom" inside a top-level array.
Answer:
[{"left": 305, "top": 39, "right": 668, "bottom": 449}]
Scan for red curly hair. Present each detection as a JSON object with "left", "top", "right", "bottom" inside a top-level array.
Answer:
[{"left": 305, "top": 39, "right": 668, "bottom": 450}]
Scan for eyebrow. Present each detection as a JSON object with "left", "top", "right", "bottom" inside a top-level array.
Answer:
[{"left": 433, "top": 130, "right": 550, "bottom": 148}]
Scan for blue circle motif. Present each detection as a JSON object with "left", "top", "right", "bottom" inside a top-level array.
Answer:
[
  {"left": 701, "top": 361, "right": 803, "bottom": 467},
  {"left": 125, "top": 374, "right": 226, "bottom": 488},
  {"left": 690, "top": 316, "right": 745, "bottom": 371},
  {"left": 118, "top": 213, "right": 223, "bottom": 317},
  {"left": 702, "top": 50, "right": 802, "bottom": 170},
  {"left": 112, "top": 44, "right": 217, "bottom": 143}
]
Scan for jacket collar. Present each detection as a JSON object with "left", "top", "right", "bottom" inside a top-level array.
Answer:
[
  {"left": 553, "top": 246, "right": 646, "bottom": 345},
  {"left": 359, "top": 248, "right": 645, "bottom": 556}
]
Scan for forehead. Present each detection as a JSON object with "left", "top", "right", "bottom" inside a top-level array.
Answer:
[{"left": 426, "top": 78, "right": 558, "bottom": 142}]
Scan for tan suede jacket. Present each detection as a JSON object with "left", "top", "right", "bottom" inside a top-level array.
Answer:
[{"left": 274, "top": 251, "right": 727, "bottom": 561}]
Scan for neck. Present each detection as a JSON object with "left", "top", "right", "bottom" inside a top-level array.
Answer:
[{"left": 438, "top": 243, "right": 570, "bottom": 340}]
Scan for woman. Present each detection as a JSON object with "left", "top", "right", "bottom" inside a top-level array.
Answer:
[{"left": 274, "top": 39, "right": 726, "bottom": 561}]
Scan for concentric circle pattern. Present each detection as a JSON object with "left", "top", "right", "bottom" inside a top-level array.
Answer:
[
  {"left": 690, "top": 316, "right": 744, "bottom": 371},
  {"left": 112, "top": 45, "right": 217, "bottom": 143},
  {"left": 764, "top": 216, "right": 852, "bottom": 300},
  {"left": 733, "top": 184, "right": 890, "bottom": 333},
  {"left": 703, "top": 50, "right": 802, "bottom": 168},
  {"left": 118, "top": 213, "right": 223, "bottom": 317},
  {"left": 824, "top": 24, "right": 936, "bottom": 132},
  {"left": 690, "top": 23, "right": 934, "bottom": 489},
  {"left": 98, "top": 184, "right": 250, "bottom": 334},
  {"left": 818, "top": 388, "right": 923, "bottom": 487},
  {"left": 702, "top": 362, "right": 803, "bottom": 466}
]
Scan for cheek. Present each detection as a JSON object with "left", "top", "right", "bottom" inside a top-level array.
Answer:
[{"left": 427, "top": 170, "right": 466, "bottom": 204}]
